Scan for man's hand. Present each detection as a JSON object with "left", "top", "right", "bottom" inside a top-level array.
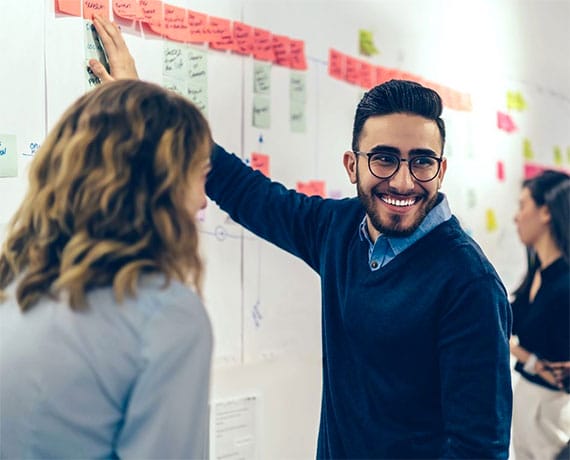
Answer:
[{"left": 88, "top": 15, "right": 139, "bottom": 82}]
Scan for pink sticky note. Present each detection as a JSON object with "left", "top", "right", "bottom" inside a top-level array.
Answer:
[
  {"left": 140, "top": 0, "right": 163, "bottom": 35},
  {"left": 296, "top": 180, "right": 326, "bottom": 197},
  {"left": 497, "top": 161, "right": 505, "bottom": 182},
  {"left": 328, "top": 49, "right": 346, "bottom": 80},
  {"left": 345, "top": 57, "right": 362, "bottom": 86},
  {"left": 112, "top": 0, "right": 144, "bottom": 20},
  {"left": 290, "top": 39, "right": 307, "bottom": 70},
  {"left": 56, "top": 0, "right": 81, "bottom": 16},
  {"left": 272, "top": 34, "right": 291, "bottom": 67},
  {"left": 497, "top": 111, "right": 517, "bottom": 133},
  {"left": 209, "top": 17, "right": 234, "bottom": 51},
  {"left": 83, "top": 0, "right": 110, "bottom": 19},
  {"left": 360, "top": 61, "right": 374, "bottom": 89},
  {"left": 253, "top": 28, "right": 274, "bottom": 61},
  {"left": 250, "top": 152, "right": 270, "bottom": 177},
  {"left": 187, "top": 9, "right": 207, "bottom": 43},
  {"left": 233, "top": 21, "right": 253, "bottom": 55},
  {"left": 376, "top": 66, "right": 400, "bottom": 85},
  {"left": 163, "top": 3, "right": 189, "bottom": 42}
]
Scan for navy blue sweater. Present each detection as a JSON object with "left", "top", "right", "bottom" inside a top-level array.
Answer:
[{"left": 206, "top": 145, "right": 513, "bottom": 459}]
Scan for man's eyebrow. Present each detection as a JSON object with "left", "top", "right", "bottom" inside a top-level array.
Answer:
[
  {"left": 409, "top": 148, "right": 438, "bottom": 157},
  {"left": 368, "top": 145, "right": 400, "bottom": 154},
  {"left": 367, "top": 146, "right": 439, "bottom": 157}
]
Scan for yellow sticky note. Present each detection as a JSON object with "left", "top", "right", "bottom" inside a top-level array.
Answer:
[
  {"left": 553, "top": 146, "right": 563, "bottom": 166},
  {"left": 506, "top": 91, "right": 527, "bottom": 111},
  {"left": 359, "top": 30, "right": 379, "bottom": 57},
  {"left": 486, "top": 209, "right": 498, "bottom": 232},
  {"left": 566, "top": 146, "right": 570, "bottom": 164},
  {"left": 523, "top": 138, "right": 534, "bottom": 160}
]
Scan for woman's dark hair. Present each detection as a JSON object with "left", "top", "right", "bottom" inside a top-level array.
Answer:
[
  {"left": 351, "top": 79, "right": 446, "bottom": 153},
  {"left": 512, "top": 170, "right": 570, "bottom": 300}
]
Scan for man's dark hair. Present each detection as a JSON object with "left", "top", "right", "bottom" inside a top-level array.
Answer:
[{"left": 351, "top": 80, "right": 446, "bottom": 152}]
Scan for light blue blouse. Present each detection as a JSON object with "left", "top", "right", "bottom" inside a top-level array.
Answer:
[{"left": 0, "top": 275, "right": 213, "bottom": 459}]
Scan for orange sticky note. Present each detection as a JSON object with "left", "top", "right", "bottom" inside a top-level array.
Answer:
[
  {"left": 345, "top": 57, "right": 362, "bottom": 86},
  {"left": 163, "top": 3, "right": 189, "bottom": 42},
  {"left": 204, "top": 16, "right": 231, "bottom": 44},
  {"left": 233, "top": 21, "right": 253, "bottom": 55},
  {"left": 272, "top": 34, "right": 291, "bottom": 67},
  {"left": 290, "top": 39, "right": 307, "bottom": 71},
  {"left": 83, "top": 0, "right": 110, "bottom": 19},
  {"left": 375, "top": 66, "right": 401, "bottom": 85},
  {"left": 209, "top": 17, "right": 234, "bottom": 51},
  {"left": 140, "top": 0, "right": 163, "bottom": 34},
  {"left": 253, "top": 28, "right": 274, "bottom": 61},
  {"left": 250, "top": 152, "right": 270, "bottom": 177},
  {"left": 328, "top": 49, "right": 346, "bottom": 80},
  {"left": 359, "top": 61, "right": 374, "bottom": 89},
  {"left": 296, "top": 180, "right": 326, "bottom": 197},
  {"left": 187, "top": 9, "right": 208, "bottom": 43},
  {"left": 56, "top": 0, "right": 81, "bottom": 16},
  {"left": 112, "top": 0, "right": 144, "bottom": 20}
]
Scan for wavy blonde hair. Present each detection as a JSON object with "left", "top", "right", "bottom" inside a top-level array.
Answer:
[{"left": 0, "top": 79, "right": 212, "bottom": 310}]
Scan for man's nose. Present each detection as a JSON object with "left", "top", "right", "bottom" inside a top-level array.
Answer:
[{"left": 389, "top": 160, "right": 415, "bottom": 190}]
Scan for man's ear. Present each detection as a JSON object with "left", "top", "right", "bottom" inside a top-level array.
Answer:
[
  {"left": 343, "top": 151, "right": 358, "bottom": 184},
  {"left": 436, "top": 156, "right": 448, "bottom": 189}
]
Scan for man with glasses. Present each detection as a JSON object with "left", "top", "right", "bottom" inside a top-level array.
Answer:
[
  {"left": 88, "top": 24, "right": 512, "bottom": 458},
  {"left": 207, "top": 81, "right": 512, "bottom": 460}
]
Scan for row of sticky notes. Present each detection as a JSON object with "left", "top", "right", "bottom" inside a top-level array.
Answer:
[
  {"left": 55, "top": 0, "right": 308, "bottom": 70},
  {"left": 328, "top": 49, "right": 472, "bottom": 112}
]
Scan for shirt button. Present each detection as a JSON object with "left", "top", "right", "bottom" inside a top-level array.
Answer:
[{"left": 371, "top": 261, "right": 379, "bottom": 269}]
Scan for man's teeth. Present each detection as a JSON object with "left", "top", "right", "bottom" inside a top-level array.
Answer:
[{"left": 381, "top": 196, "right": 416, "bottom": 207}]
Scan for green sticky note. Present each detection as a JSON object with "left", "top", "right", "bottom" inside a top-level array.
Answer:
[
  {"left": 290, "top": 100, "right": 306, "bottom": 133},
  {"left": 506, "top": 91, "right": 527, "bottom": 111},
  {"left": 359, "top": 29, "right": 379, "bottom": 56},
  {"left": 523, "top": 138, "right": 534, "bottom": 160},
  {"left": 290, "top": 72, "right": 306, "bottom": 102},
  {"left": 567, "top": 146, "right": 570, "bottom": 164},
  {"left": 253, "top": 95, "right": 270, "bottom": 129},
  {"left": 0, "top": 134, "right": 18, "bottom": 177},
  {"left": 254, "top": 62, "right": 272, "bottom": 95},
  {"left": 553, "top": 146, "right": 563, "bottom": 165}
]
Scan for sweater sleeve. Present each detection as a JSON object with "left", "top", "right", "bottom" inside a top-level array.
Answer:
[
  {"left": 438, "top": 274, "right": 513, "bottom": 459},
  {"left": 206, "top": 143, "right": 329, "bottom": 272}
]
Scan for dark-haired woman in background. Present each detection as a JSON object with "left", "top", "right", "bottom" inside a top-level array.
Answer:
[{"left": 510, "top": 170, "right": 570, "bottom": 459}]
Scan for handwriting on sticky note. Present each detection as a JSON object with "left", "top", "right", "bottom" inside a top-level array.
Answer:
[
  {"left": 328, "top": 49, "right": 345, "bottom": 80},
  {"left": 83, "top": 0, "right": 110, "bottom": 19}
]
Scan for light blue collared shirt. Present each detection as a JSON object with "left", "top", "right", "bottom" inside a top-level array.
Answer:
[{"left": 359, "top": 193, "right": 452, "bottom": 271}]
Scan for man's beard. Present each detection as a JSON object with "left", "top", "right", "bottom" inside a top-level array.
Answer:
[{"left": 356, "top": 176, "right": 438, "bottom": 238}]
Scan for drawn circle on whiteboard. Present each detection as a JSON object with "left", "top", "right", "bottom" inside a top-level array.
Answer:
[{"left": 214, "top": 225, "right": 227, "bottom": 241}]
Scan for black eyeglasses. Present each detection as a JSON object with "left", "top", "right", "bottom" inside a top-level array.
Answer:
[{"left": 353, "top": 151, "right": 443, "bottom": 182}]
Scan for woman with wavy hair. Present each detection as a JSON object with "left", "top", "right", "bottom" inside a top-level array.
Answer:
[
  {"left": 510, "top": 169, "right": 570, "bottom": 459},
  {"left": 0, "top": 79, "right": 213, "bottom": 458}
]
